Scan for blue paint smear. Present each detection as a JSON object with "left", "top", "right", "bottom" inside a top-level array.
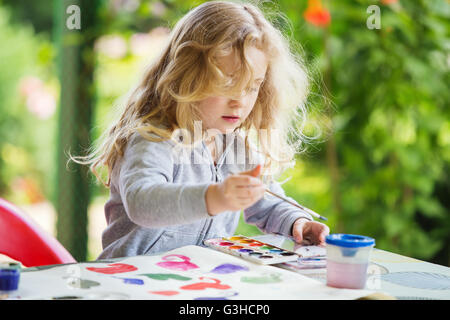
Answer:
[
  {"left": 210, "top": 263, "right": 249, "bottom": 274},
  {"left": 194, "top": 296, "right": 229, "bottom": 300},
  {"left": 114, "top": 277, "right": 144, "bottom": 285},
  {"left": 194, "top": 292, "right": 239, "bottom": 300}
]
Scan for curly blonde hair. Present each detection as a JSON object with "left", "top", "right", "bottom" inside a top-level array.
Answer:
[{"left": 70, "top": 0, "right": 311, "bottom": 187}]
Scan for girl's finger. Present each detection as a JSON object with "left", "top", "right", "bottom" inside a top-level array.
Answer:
[
  {"left": 319, "top": 225, "right": 330, "bottom": 244},
  {"left": 236, "top": 193, "right": 258, "bottom": 202},
  {"left": 312, "top": 224, "right": 329, "bottom": 245},
  {"left": 293, "top": 224, "right": 304, "bottom": 244},
  {"left": 247, "top": 186, "right": 265, "bottom": 196},
  {"left": 236, "top": 186, "right": 265, "bottom": 200},
  {"left": 232, "top": 176, "right": 262, "bottom": 187},
  {"left": 239, "top": 201, "right": 253, "bottom": 207}
]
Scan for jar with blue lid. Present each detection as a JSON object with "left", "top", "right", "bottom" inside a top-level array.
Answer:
[
  {"left": 325, "top": 234, "right": 375, "bottom": 289},
  {"left": 0, "top": 262, "right": 21, "bottom": 293}
]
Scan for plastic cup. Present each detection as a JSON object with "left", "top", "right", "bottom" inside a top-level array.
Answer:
[{"left": 325, "top": 234, "right": 375, "bottom": 289}]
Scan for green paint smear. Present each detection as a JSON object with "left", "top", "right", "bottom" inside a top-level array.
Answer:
[
  {"left": 240, "top": 273, "right": 282, "bottom": 284},
  {"left": 139, "top": 273, "right": 191, "bottom": 281},
  {"left": 66, "top": 278, "right": 101, "bottom": 289}
]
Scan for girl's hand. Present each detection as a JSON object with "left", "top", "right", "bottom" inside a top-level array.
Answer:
[
  {"left": 292, "top": 218, "right": 330, "bottom": 246},
  {"left": 206, "top": 165, "right": 265, "bottom": 216}
]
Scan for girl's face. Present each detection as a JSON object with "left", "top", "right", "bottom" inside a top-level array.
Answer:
[{"left": 197, "top": 46, "right": 268, "bottom": 135}]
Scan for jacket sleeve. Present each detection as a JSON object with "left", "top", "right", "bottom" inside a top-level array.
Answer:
[{"left": 117, "top": 134, "right": 211, "bottom": 228}]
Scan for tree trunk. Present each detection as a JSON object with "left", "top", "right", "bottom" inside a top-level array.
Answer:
[{"left": 53, "top": 0, "right": 99, "bottom": 261}]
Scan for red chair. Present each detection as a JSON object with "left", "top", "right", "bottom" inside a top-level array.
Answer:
[{"left": 0, "top": 198, "right": 76, "bottom": 267}]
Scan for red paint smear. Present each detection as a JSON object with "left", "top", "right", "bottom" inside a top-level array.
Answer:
[
  {"left": 86, "top": 263, "right": 137, "bottom": 274},
  {"left": 180, "top": 277, "right": 231, "bottom": 291},
  {"left": 150, "top": 290, "right": 179, "bottom": 296}
]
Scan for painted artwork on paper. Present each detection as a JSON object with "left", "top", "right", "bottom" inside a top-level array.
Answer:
[{"left": 11, "top": 245, "right": 375, "bottom": 300}]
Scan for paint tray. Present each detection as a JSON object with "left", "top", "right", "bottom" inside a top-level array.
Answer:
[{"left": 203, "top": 235, "right": 299, "bottom": 265}]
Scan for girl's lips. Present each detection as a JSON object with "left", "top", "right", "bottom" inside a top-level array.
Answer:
[{"left": 222, "top": 116, "right": 240, "bottom": 123}]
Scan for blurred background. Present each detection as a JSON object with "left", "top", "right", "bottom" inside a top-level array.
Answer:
[{"left": 0, "top": 0, "right": 448, "bottom": 265}]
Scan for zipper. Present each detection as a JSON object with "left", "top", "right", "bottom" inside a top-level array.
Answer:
[
  {"left": 197, "top": 140, "right": 216, "bottom": 244},
  {"left": 214, "top": 163, "right": 220, "bottom": 182},
  {"left": 200, "top": 132, "right": 237, "bottom": 243},
  {"left": 207, "top": 156, "right": 219, "bottom": 240},
  {"left": 199, "top": 137, "right": 228, "bottom": 244}
]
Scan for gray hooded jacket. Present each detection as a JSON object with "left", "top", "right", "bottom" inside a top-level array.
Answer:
[{"left": 98, "top": 131, "right": 312, "bottom": 259}]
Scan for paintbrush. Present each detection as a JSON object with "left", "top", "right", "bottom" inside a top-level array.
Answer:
[
  {"left": 264, "top": 188, "right": 328, "bottom": 221},
  {"left": 228, "top": 168, "right": 327, "bottom": 221}
]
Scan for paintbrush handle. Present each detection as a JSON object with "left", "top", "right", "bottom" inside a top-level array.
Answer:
[
  {"left": 264, "top": 189, "right": 327, "bottom": 221},
  {"left": 227, "top": 169, "right": 327, "bottom": 221}
]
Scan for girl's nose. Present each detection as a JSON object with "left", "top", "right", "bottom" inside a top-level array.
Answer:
[
  {"left": 229, "top": 92, "right": 246, "bottom": 107},
  {"left": 229, "top": 99, "right": 243, "bottom": 109}
]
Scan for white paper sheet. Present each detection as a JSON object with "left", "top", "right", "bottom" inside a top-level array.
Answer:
[{"left": 11, "top": 245, "right": 375, "bottom": 300}]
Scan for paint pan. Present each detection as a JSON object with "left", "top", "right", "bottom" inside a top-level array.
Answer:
[{"left": 204, "top": 235, "right": 298, "bottom": 265}]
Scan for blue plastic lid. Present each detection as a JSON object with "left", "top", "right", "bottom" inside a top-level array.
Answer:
[{"left": 325, "top": 233, "right": 375, "bottom": 248}]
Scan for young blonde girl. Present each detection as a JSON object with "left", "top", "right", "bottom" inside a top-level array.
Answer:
[{"left": 72, "top": 0, "right": 329, "bottom": 259}]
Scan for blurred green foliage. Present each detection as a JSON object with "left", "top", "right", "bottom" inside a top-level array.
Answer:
[
  {"left": 0, "top": 0, "right": 448, "bottom": 265},
  {"left": 0, "top": 5, "right": 58, "bottom": 204},
  {"left": 275, "top": 0, "right": 449, "bottom": 264}
]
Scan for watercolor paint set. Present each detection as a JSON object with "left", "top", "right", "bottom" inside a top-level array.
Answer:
[{"left": 203, "top": 235, "right": 299, "bottom": 265}]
